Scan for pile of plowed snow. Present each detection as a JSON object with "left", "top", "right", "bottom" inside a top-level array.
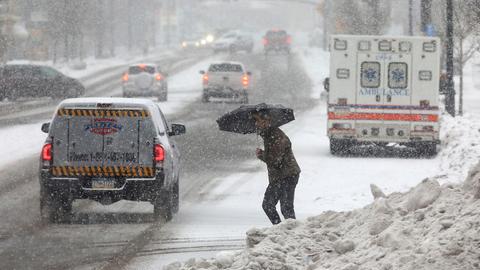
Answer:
[{"left": 164, "top": 114, "right": 480, "bottom": 270}]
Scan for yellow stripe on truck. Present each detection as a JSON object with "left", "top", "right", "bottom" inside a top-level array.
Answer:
[
  {"left": 50, "top": 166, "right": 154, "bottom": 177},
  {"left": 56, "top": 109, "right": 150, "bottom": 118}
]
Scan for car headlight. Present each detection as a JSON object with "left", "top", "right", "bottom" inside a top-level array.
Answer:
[{"left": 206, "top": 34, "right": 214, "bottom": 43}]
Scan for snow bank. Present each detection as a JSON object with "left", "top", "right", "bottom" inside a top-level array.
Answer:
[
  {"left": 163, "top": 111, "right": 480, "bottom": 270},
  {"left": 438, "top": 113, "right": 480, "bottom": 183},
  {"left": 166, "top": 181, "right": 480, "bottom": 270}
]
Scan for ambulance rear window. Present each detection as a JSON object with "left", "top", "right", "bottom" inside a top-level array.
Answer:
[
  {"left": 388, "top": 62, "right": 408, "bottom": 89},
  {"left": 360, "top": 62, "right": 381, "bottom": 88}
]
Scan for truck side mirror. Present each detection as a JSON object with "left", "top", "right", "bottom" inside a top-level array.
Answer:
[
  {"left": 169, "top": 124, "right": 186, "bottom": 136},
  {"left": 247, "top": 71, "right": 252, "bottom": 76},
  {"left": 41, "top": 122, "right": 50, "bottom": 133},
  {"left": 199, "top": 70, "right": 205, "bottom": 75}
]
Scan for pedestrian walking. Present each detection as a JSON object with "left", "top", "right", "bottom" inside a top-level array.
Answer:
[{"left": 252, "top": 110, "right": 301, "bottom": 225}]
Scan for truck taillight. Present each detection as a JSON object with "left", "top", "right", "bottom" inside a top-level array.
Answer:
[
  {"left": 42, "top": 143, "right": 52, "bottom": 162},
  {"left": 242, "top": 74, "right": 249, "bottom": 87},
  {"left": 154, "top": 144, "right": 165, "bottom": 162},
  {"left": 286, "top": 35, "right": 292, "bottom": 44},
  {"left": 202, "top": 74, "right": 209, "bottom": 85},
  {"left": 155, "top": 73, "right": 163, "bottom": 81},
  {"left": 122, "top": 73, "right": 129, "bottom": 82}
]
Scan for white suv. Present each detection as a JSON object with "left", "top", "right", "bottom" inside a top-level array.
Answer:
[
  {"left": 199, "top": 62, "right": 251, "bottom": 103},
  {"left": 122, "top": 63, "right": 169, "bottom": 101}
]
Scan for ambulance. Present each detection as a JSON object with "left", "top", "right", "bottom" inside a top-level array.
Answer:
[{"left": 327, "top": 35, "right": 441, "bottom": 156}]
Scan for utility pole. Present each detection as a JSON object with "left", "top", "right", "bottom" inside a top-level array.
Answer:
[
  {"left": 445, "top": 0, "right": 455, "bottom": 117},
  {"left": 127, "top": 0, "right": 132, "bottom": 52},
  {"left": 420, "top": 0, "right": 431, "bottom": 34},
  {"left": 63, "top": 0, "right": 69, "bottom": 61},
  {"left": 408, "top": 0, "right": 413, "bottom": 35},
  {"left": 109, "top": 0, "right": 115, "bottom": 57},
  {"left": 322, "top": 0, "right": 329, "bottom": 49},
  {"left": 166, "top": 0, "right": 171, "bottom": 47}
]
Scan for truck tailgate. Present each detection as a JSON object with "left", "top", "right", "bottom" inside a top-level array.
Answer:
[
  {"left": 50, "top": 108, "right": 156, "bottom": 178},
  {"left": 208, "top": 72, "right": 243, "bottom": 89}
]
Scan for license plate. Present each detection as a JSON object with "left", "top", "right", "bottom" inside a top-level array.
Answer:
[{"left": 92, "top": 179, "right": 115, "bottom": 189}]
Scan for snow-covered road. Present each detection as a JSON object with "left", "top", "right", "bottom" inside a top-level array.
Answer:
[{"left": 1, "top": 46, "right": 475, "bottom": 270}]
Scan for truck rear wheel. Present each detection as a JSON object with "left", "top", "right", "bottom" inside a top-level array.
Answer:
[
  {"left": 158, "top": 92, "right": 168, "bottom": 102},
  {"left": 40, "top": 186, "right": 72, "bottom": 224},
  {"left": 153, "top": 189, "right": 173, "bottom": 221},
  {"left": 240, "top": 91, "right": 249, "bottom": 104},
  {"left": 202, "top": 93, "right": 210, "bottom": 103},
  {"left": 172, "top": 180, "right": 179, "bottom": 214}
]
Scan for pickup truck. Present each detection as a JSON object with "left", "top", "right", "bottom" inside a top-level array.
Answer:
[{"left": 199, "top": 62, "right": 251, "bottom": 103}]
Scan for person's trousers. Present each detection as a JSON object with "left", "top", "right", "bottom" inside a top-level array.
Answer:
[{"left": 262, "top": 174, "right": 299, "bottom": 225}]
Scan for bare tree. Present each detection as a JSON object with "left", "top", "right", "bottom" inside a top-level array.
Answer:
[{"left": 435, "top": 0, "right": 480, "bottom": 115}]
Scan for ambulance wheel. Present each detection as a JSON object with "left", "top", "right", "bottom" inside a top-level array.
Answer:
[
  {"left": 40, "top": 186, "right": 72, "bottom": 224},
  {"left": 153, "top": 189, "right": 173, "bottom": 221},
  {"left": 330, "top": 139, "right": 350, "bottom": 155},
  {"left": 417, "top": 142, "right": 437, "bottom": 157}
]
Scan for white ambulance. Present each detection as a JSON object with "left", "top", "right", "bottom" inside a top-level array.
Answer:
[{"left": 327, "top": 35, "right": 440, "bottom": 156}]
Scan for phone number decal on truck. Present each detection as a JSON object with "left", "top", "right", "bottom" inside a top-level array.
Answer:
[{"left": 69, "top": 152, "right": 137, "bottom": 163}]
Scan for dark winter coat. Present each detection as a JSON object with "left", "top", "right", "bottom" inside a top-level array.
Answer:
[{"left": 258, "top": 127, "right": 301, "bottom": 182}]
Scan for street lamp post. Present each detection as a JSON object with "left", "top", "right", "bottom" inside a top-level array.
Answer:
[{"left": 445, "top": 0, "right": 455, "bottom": 117}]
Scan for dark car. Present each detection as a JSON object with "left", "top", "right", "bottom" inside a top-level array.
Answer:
[
  {"left": 263, "top": 30, "right": 291, "bottom": 55},
  {"left": 0, "top": 64, "right": 85, "bottom": 101}
]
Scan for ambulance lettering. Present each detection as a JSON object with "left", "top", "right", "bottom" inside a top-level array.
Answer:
[{"left": 360, "top": 88, "right": 409, "bottom": 96}]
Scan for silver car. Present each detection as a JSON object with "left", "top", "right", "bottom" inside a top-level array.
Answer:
[{"left": 122, "top": 63, "right": 168, "bottom": 101}]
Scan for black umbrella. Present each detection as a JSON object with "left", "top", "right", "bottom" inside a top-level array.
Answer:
[{"left": 216, "top": 103, "right": 295, "bottom": 134}]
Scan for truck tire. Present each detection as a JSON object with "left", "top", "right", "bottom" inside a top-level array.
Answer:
[
  {"left": 172, "top": 180, "right": 179, "bottom": 214},
  {"left": 158, "top": 92, "right": 168, "bottom": 102},
  {"left": 202, "top": 93, "right": 210, "bottom": 103},
  {"left": 241, "top": 91, "right": 249, "bottom": 104},
  {"left": 153, "top": 189, "right": 173, "bottom": 221},
  {"left": 40, "top": 186, "right": 72, "bottom": 224}
]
